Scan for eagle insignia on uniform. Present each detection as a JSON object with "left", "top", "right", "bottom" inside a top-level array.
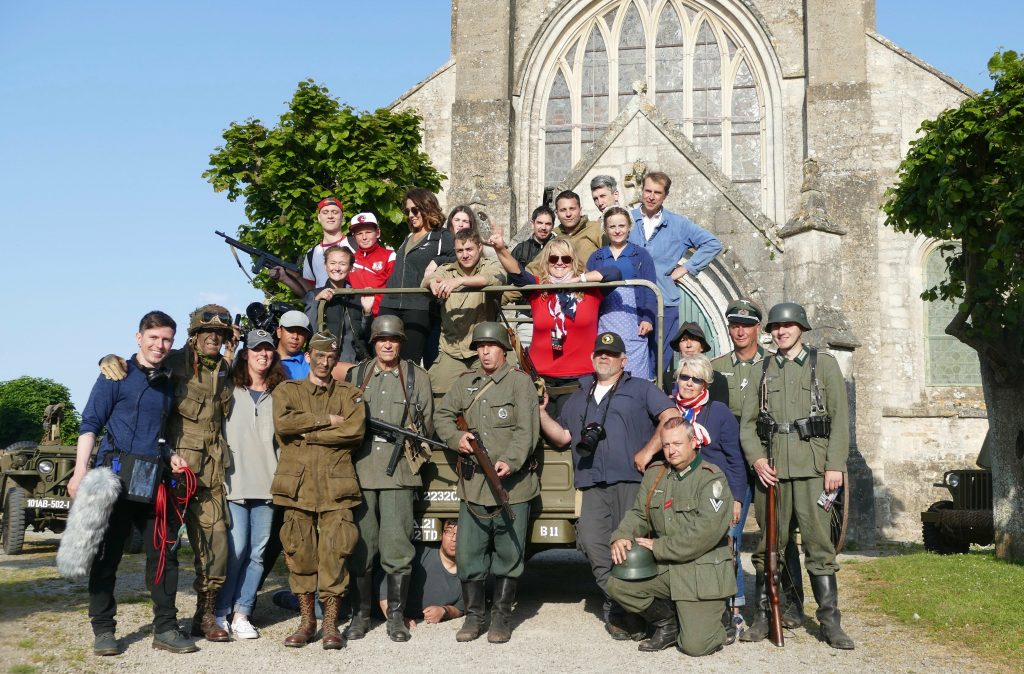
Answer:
[
  {"left": 710, "top": 481, "right": 724, "bottom": 512},
  {"left": 740, "top": 377, "right": 748, "bottom": 390},
  {"left": 467, "top": 386, "right": 479, "bottom": 393},
  {"left": 497, "top": 407, "right": 509, "bottom": 419}
]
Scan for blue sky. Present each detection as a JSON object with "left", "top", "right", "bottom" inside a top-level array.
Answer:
[{"left": 0, "top": 1, "right": 1020, "bottom": 413}]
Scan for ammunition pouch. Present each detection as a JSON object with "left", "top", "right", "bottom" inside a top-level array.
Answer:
[
  {"left": 458, "top": 457, "right": 477, "bottom": 481},
  {"left": 756, "top": 413, "right": 778, "bottom": 443},
  {"left": 794, "top": 415, "right": 831, "bottom": 441}
]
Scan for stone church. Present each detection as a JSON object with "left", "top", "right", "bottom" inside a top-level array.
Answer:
[{"left": 391, "top": 0, "right": 987, "bottom": 542}]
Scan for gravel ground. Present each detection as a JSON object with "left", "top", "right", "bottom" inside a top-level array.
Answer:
[{"left": 0, "top": 532, "right": 990, "bottom": 674}]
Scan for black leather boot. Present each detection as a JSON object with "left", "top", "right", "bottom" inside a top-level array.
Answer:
[
  {"left": 488, "top": 577, "right": 517, "bottom": 644},
  {"left": 810, "top": 574, "right": 855, "bottom": 650},
  {"left": 385, "top": 573, "right": 412, "bottom": 642},
  {"left": 456, "top": 580, "right": 487, "bottom": 642},
  {"left": 781, "top": 541, "right": 806, "bottom": 628},
  {"left": 637, "top": 599, "right": 678, "bottom": 652},
  {"left": 740, "top": 571, "right": 769, "bottom": 642},
  {"left": 343, "top": 575, "right": 373, "bottom": 640}
]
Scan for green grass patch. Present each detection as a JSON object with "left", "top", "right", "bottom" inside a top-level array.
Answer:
[
  {"left": 848, "top": 549, "right": 1024, "bottom": 671},
  {"left": 15, "top": 639, "right": 34, "bottom": 649},
  {"left": 8, "top": 665, "right": 38, "bottom": 674}
]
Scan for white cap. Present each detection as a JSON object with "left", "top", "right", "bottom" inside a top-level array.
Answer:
[
  {"left": 278, "top": 310, "right": 311, "bottom": 332},
  {"left": 349, "top": 212, "right": 379, "bottom": 228}
]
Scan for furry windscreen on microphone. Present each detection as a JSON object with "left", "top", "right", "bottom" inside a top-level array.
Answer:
[{"left": 57, "top": 467, "right": 122, "bottom": 578}]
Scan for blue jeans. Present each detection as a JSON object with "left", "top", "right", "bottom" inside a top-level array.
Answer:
[
  {"left": 729, "top": 481, "right": 753, "bottom": 608},
  {"left": 216, "top": 500, "right": 275, "bottom": 616}
]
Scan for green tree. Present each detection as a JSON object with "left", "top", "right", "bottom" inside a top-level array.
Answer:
[
  {"left": 204, "top": 79, "right": 445, "bottom": 299},
  {"left": 0, "top": 376, "right": 80, "bottom": 447},
  {"left": 884, "top": 51, "right": 1024, "bottom": 561}
]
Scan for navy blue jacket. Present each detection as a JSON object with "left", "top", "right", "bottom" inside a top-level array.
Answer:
[
  {"left": 585, "top": 243, "right": 658, "bottom": 325},
  {"left": 691, "top": 400, "right": 747, "bottom": 502}
]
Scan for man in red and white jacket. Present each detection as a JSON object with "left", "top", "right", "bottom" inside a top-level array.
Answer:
[{"left": 347, "top": 212, "right": 395, "bottom": 316}]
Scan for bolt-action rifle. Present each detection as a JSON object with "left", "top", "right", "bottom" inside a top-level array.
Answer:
[
  {"left": 455, "top": 414, "right": 514, "bottom": 521},
  {"left": 497, "top": 310, "right": 544, "bottom": 400}
]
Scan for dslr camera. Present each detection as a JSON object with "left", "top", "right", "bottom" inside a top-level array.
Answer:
[{"left": 576, "top": 422, "right": 606, "bottom": 457}]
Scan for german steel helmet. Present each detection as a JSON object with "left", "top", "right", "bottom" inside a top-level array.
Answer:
[
  {"left": 370, "top": 315, "right": 406, "bottom": 343},
  {"left": 763, "top": 302, "right": 812, "bottom": 332},
  {"left": 188, "top": 304, "right": 232, "bottom": 336},
  {"left": 611, "top": 544, "right": 658, "bottom": 581},
  {"left": 470, "top": 322, "right": 511, "bottom": 351}
]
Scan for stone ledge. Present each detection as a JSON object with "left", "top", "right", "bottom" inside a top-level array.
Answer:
[{"left": 882, "top": 404, "right": 987, "bottom": 419}]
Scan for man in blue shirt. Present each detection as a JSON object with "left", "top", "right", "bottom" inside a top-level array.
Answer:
[
  {"left": 277, "top": 310, "right": 311, "bottom": 379},
  {"left": 628, "top": 171, "right": 723, "bottom": 368},
  {"left": 538, "top": 333, "right": 679, "bottom": 640},
  {"left": 69, "top": 311, "right": 197, "bottom": 656}
]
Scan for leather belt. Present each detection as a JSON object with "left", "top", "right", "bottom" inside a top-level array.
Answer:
[{"left": 775, "top": 422, "right": 797, "bottom": 434}]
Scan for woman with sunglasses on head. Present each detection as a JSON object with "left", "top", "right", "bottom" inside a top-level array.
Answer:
[
  {"left": 488, "top": 228, "right": 622, "bottom": 416},
  {"left": 586, "top": 206, "right": 658, "bottom": 379},
  {"left": 379, "top": 188, "right": 455, "bottom": 365},
  {"left": 214, "top": 330, "right": 288, "bottom": 640}
]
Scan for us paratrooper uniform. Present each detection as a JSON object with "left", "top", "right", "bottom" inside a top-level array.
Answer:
[
  {"left": 344, "top": 315, "right": 435, "bottom": 643},
  {"left": 607, "top": 457, "right": 736, "bottom": 656},
  {"left": 271, "top": 331, "right": 366, "bottom": 648}
]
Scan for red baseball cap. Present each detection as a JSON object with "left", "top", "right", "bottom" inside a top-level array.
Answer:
[{"left": 317, "top": 197, "right": 343, "bottom": 211}]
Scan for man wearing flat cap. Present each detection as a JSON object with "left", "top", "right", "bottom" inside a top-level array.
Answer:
[
  {"left": 271, "top": 330, "right": 366, "bottom": 649},
  {"left": 539, "top": 332, "right": 679, "bottom": 640}
]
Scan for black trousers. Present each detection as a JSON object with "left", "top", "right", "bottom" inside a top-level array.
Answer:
[
  {"left": 88, "top": 497, "right": 180, "bottom": 636},
  {"left": 378, "top": 307, "right": 431, "bottom": 366}
]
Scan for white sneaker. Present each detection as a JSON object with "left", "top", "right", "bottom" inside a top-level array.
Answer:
[
  {"left": 232, "top": 617, "right": 260, "bottom": 640},
  {"left": 214, "top": 615, "right": 231, "bottom": 635}
]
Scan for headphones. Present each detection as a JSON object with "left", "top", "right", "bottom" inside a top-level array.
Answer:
[{"left": 144, "top": 365, "right": 171, "bottom": 386}]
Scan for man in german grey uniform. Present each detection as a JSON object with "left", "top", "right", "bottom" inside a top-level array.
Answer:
[
  {"left": 272, "top": 331, "right": 365, "bottom": 649},
  {"left": 344, "top": 315, "right": 434, "bottom": 643},
  {"left": 434, "top": 322, "right": 540, "bottom": 644},
  {"left": 738, "top": 302, "right": 855, "bottom": 650},
  {"left": 608, "top": 417, "right": 736, "bottom": 656}
]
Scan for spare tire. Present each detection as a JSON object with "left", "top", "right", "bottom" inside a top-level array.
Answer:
[{"left": 922, "top": 501, "right": 969, "bottom": 555}]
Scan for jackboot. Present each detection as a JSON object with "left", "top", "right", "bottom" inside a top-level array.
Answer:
[
  {"left": 191, "top": 590, "right": 230, "bottom": 642},
  {"left": 455, "top": 580, "right": 487, "bottom": 642},
  {"left": 637, "top": 599, "right": 678, "bottom": 652},
  {"left": 343, "top": 575, "right": 373, "bottom": 640},
  {"left": 739, "top": 571, "right": 769, "bottom": 643},
  {"left": 487, "top": 577, "right": 517, "bottom": 644},
  {"left": 780, "top": 565, "right": 806, "bottom": 628},
  {"left": 284, "top": 593, "right": 317, "bottom": 647},
  {"left": 386, "top": 573, "right": 412, "bottom": 642},
  {"left": 810, "top": 574, "right": 855, "bottom": 650},
  {"left": 321, "top": 595, "right": 344, "bottom": 650}
]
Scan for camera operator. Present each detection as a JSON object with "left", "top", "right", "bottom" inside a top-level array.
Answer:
[{"left": 538, "top": 332, "right": 678, "bottom": 640}]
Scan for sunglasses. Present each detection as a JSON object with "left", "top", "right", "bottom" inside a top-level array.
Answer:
[
  {"left": 202, "top": 311, "right": 232, "bottom": 324},
  {"left": 403, "top": 206, "right": 420, "bottom": 217},
  {"left": 548, "top": 255, "right": 574, "bottom": 265},
  {"left": 677, "top": 374, "right": 706, "bottom": 385}
]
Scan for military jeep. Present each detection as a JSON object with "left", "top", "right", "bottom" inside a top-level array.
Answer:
[{"left": 920, "top": 468, "right": 994, "bottom": 555}]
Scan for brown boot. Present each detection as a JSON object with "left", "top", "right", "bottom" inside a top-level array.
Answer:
[
  {"left": 284, "top": 593, "right": 317, "bottom": 647},
  {"left": 321, "top": 595, "right": 344, "bottom": 650},
  {"left": 191, "top": 590, "right": 230, "bottom": 642}
]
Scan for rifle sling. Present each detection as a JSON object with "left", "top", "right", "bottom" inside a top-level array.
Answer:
[{"left": 644, "top": 464, "right": 669, "bottom": 530}]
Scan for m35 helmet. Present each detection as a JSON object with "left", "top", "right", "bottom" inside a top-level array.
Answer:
[
  {"left": 370, "top": 315, "right": 406, "bottom": 343},
  {"left": 470, "top": 322, "right": 512, "bottom": 351},
  {"left": 763, "top": 302, "right": 812, "bottom": 332},
  {"left": 611, "top": 544, "right": 659, "bottom": 581}
]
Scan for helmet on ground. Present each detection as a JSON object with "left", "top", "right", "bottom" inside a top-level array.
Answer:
[
  {"left": 763, "top": 302, "right": 811, "bottom": 332},
  {"left": 611, "top": 544, "right": 658, "bottom": 581},
  {"left": 188, "top": 304, "right": 232, "bottom": 336},
  {"left": 370, "top": 315, "right": 406, "bottom": 343},
  {"left": 470, "top": 322, "right": 511, "bottom": 351}
]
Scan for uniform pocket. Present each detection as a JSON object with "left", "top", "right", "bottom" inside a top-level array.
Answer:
[
  {"left": 489, "top": 401, "right": 515, "bottom": 428},
  {"left": 176, "top": 392, "right": 203, "bottom": 422},
  {"left": 177, "top": 447, "right": 207, "bottom": 478},
  {"left": 694, "top": 546, "right": 736, "bottom": 600},
  {"left": 327, "top": 456, "right": 360, "bottom": 502},
  {"left": 271, "top": 463, "right": 304, "bottom": 499}
]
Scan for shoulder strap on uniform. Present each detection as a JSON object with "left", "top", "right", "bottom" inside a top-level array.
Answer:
[
  {"left": 644, "top": 465, "right": 669, "bottom": 528},
  {"left": 808, "top": 346, "right": 824, "bottom": 413},
  {"left": 758, "top": 354, "right": 771, "bottom": 413},
  {"left": 357, "top": 361, "right": 375, "bottom": 393}
]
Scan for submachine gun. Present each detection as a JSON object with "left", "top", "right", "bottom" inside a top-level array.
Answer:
[
  {"left": 455, "top": 414, "right": 514, "bottom": 522},
  {"left": 215, "top": 230, "right": 305, "bottom": 285},
  {"left": 367, "top": 418, "right": 448, "bottom": 478}
]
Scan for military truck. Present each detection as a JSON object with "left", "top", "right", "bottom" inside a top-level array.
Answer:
[
  {"left": 920, "top": 435, "right": 994, "bottom": 554},
  {"left": 0, "top": 404, "right": 145, "bottom": 555}
]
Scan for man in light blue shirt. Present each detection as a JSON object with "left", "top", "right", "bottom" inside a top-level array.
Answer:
[
  {"left": 277, "top": 310, "right": 311, "bottom": 379},
  {"left": 628, "top": 171, "right": 723, "bottom": 366}
]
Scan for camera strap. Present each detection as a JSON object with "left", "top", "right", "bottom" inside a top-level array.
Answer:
[{"left": 582, "top": 374, "right": 622, "bottom": 430}]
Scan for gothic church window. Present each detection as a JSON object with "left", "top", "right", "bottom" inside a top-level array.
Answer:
[
  {"left": 924, "top": 247, "right": 981, "bottom": 386},
  {"left": 541, "top": 0, "right": 766, "bottom": 208}
]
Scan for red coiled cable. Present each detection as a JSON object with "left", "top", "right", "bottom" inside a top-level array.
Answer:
[{"left": 153, "top": 466, "right": 197, "bottom": 583}]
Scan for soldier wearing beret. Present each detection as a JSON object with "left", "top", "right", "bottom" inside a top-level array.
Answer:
[
  {"left": 271, "top": 331, "right": 365, "bottom": 649},
  {"left": 608, "top": 417, "right": 736, "bottom": 656},
  {"left": 738, "top": 302, "right": 854, "bottom": 650},
  {"left": 434, "top": 322, "right": 540, "bottom": 644}
]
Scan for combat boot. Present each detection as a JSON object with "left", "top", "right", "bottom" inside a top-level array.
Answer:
[
  {"left": 321, "top": 595, "right": 344, "bottom": 650},
  {"left": 455, "top": 580, "right": 487, "bottom": 642},
  {"left": 284, "top": 593, "right": 317, "bottom": 647},
  {"left": 488, "top": 577, "right": 517, "bottom": 644},
  {"left": 385, "top": 573, "right": 412, "bottom": 642},
  {"left": 637, "top": 599, "right": 678, "bottom": 652},
  {"left": 343, "top": 575, "right": 373, "bottom": 640},
  {"left": 810, "top": 575, "right": 855, "bottom": 650},
  {"left": 780, "top": 564, "right": 806, "bottom": 628},
  {"left": 191, "top": 590, "right": 230, "bottom": 642},
  {"left": 740, "top": 571, "right": 770, "bottom": 643}
]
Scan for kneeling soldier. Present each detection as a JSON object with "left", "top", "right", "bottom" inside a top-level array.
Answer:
[
  {"left": 608, "top": 417, "right": 735, "bottom": 657},
  {"left": 434, "top": 322, "right": 540, "bottom": 644},
  {"left": 272, "top": 331, "right": 366, "bottom": 649}
]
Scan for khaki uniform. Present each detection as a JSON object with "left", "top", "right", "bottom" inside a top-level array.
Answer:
[
  {"left": 271, "top": 378, "right": 366, "bottom": 598},
  {"left": 525, "top": 216, "right": 607, "bottom": 276},
  {"left": 425, "top": 257, "right": 506, "bottom": 394},
  {"left": 165, "top": 346, "right": 233, "bottom": 594},
  {"left": 738, "top": 346, "right": 849, "bottom": 576},
  {"left": 348, "top": 359, "right": 434, "bottom": 575},
  {"left": 434, "top": 363, "right": 539, "bottom": 579},
  {"left": 607, "top": 458, "right": 736, "bottom": 656}
]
